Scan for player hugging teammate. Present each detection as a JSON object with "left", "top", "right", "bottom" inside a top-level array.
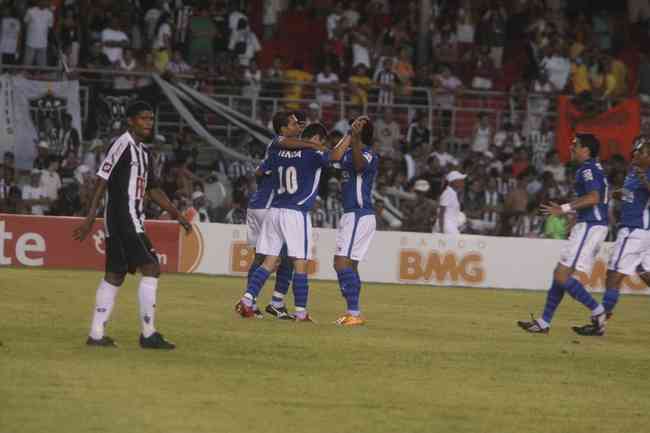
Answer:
[{"left": 236, "top": 112, "right": 375, "bottom": 325}]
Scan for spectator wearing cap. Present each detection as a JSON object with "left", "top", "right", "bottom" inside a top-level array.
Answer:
[
  {"left": 437, "top": 171, "right": 467, "bottom": 234},
  {"left": 21, "top": 169, "right": 49, "bottom": 215},
  {"left": 403, "top": 179, "right": 436, "bottom": 233},
  {"left": 33, "top": 140, "right": 50, "bottom": 170}
]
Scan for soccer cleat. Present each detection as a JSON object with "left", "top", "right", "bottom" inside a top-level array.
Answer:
[
  {"left": 572, "top": 312, "right": 606, "bottom": 337},
  {"left": 517, "top": 315, "right": 549, "bottom": 334},
  {"left": 253, "top": 305, "right": 264, "bottom": 319},
  {"left": 86, "top": 336, "right": 117, "bottom": 347},
  {"left": 335, "top": 314, "right": 365, "bottom": 326},
  {"left": 235, "top": 300, "right": 256, "bottom": 318},
  {"left": 139, "top": 332, "right": 176, "bottom": 349},
  {"left": 265, "top": 304, "right": 295, "bottom": 320},
  {"left": 295, "top": 313, "right": 316, "bottom": 323}
]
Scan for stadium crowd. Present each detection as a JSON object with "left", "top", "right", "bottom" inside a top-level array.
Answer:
[{"left": 0, "top": 0, "right": 648, "bottom": 239}]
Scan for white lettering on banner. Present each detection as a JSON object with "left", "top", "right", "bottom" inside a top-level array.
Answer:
[
  {"left": 0, "top": 221, "right": 46, "bottom": 266},
  {"left": 187, "top": 223, "right": 650, "bottom": 295},
  {"left": 0, "top": 220, "right": 12, "bottom": 265}
]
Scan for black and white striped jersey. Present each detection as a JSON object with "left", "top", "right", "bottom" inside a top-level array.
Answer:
[{"left": 97, "top": 131, "right": 159, "bottom": 236}]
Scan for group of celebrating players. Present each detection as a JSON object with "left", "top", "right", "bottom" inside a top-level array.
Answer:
[
  {"left": 72, "top": 100, "right": 650, "bottom": 350},
  {"left": 519, "top": 133, "right": 650, "bottom": 337}
]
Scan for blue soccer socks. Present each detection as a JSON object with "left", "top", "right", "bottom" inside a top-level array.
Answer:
[
  {"left": 243, "top": 267, "right": 271, "bottom": 306},
  {"left": 336, "top": 268, "right": 360, "bottom": 315},
  {"left": 541, "top": 280, "right": 565, "bottom": 325},
  {"left": 602, "top": 288, "right": 620, "bottom": 314}
]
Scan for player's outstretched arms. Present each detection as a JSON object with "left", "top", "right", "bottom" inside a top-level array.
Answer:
[
  {"left": 540, "top": 191, "right": 599, "bottom": 216},
  {"left": 73, "top": 177, "right": 107, "bottom": 241},
  {"left": 148, "top": 188, "right": 193, "bottom": 234}
]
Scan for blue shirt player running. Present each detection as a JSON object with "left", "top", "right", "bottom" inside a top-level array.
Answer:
[
  {"left": 518, "top": 133, "right": 608, "bottom": 334},
  {"left": 237, "top": 122, "right": 352, "bottom": 321},
  {"left": 245, "top": 111, "right": 324, "bottom": 320},
  {"left": 574, "top": 135, "right": 650, "bottom": 336},
  {"left": 331, "top": 116, "right": 377, "bottom": 326}
]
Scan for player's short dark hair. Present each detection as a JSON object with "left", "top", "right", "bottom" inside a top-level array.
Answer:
[
  {"left": 272, "top": 111, "right": 292, "bottom": 135},
  {"left": 301, "top": 123, "right": 328, "bottom": 141},
  {"left": 126, "top": 101, "right": 153, "bottom": 118},
  {"left": 576, "top": 133, "right": 600, "bottom": 158}
]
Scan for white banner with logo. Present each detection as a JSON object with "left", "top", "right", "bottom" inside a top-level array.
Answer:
[
  {"left": 11, "top": 76, "right": 81, "bottom": 169},
  {"left": 186, "top": 223, "right": 650, "bottom": 295}
]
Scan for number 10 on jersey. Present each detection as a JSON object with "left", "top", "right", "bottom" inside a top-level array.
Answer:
[{"left": 277, "top": 166, "right": 298, "bottom": 194}]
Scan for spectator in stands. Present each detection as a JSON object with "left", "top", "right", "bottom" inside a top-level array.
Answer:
[
  {"left": 152, "top": 12, "right": 173, "bottom": 72},
  {"left": 113, "top": 47, "right": 138, "bottom": 90},
  {"left": 224, "top": 190, "right": 247, "bottom": 224},
  {"left": 283, "top": 61, "right": 313, "bottom": 110},
  {"left": 311, "top": 197, "right": 328, "bottom": 228},
  {"left": 403, "top": 179, "right": 436, "bottom": 232},
  {"left": 101, "top": 14, "right": 130, "bottom": 66},
  {"left": 405, "top": 111, "right": 430, "bottom": 154},
  {"left": 539, "top": 43, "right": 570, "bottom": 92},
  {"left": 189, "top": 191, "right": 210, "bottom": 223},
  {"left": 333, "top": 105, "right": 361, "bottom": 136},
  {"left": 511, "top": 148, "right": 530, "bottom": 178},
  {"left": 33, "top": 140, "right": 49, "bottom": 170},
  {"left": 544, "top": 211, "right": 569, "bottom": 239},
  {"left": 325, "top": 177, "right": 344, "bottom": 228},
  {"left": 315, "top": 63, "right": 339, "bottom": 106},
  {"left": 502, "top": 173, "right": 529, "bottom": 236},
  {"left": 262, "top": 0, "right": 283, "bottom": 40},
  {"left": 23, "top": 0, "right": 53, "bottom": 67},
  {"left": 470, "top": 47, "right": 496, "bottom": 90},
  {"left": 82, "top": 138, "right": 105, "bottom": 174},
  {"left": 432, "top": 22, "right": 459, "bottom": 65},
  {"left": 465, "top": 178, "right": 492, "bottom": 234},
  {"left": 374, "top": 107, "right": 401, "bottom": 157},
  {"left": 343, "top": 0, "right": 361, "bottom": 29},
  {"left": 471, "top": 113, "right": 493, "bottom": 154},
  {"left": 393, "top": 48, "right": 415, "bottom": 98},
  {"left": 228, "top": 3, "right": 248, "bottom": 35},
  {"left": 350, "top": 23, "right": 372, "bottom": 70},
  {"left": 433, "top": 65, "right": 463, "bottom": 136},
  {"left": 0, "top": 6, "right": 21, "bottom": 68},
  {"left": 21, "top": 169, "right": 49, "bottom": 215},
  {"left": 437, "top": 171, "right": 466, "bottom": 234},
  {"left": 40, "top": 156, "right": 61, "bottom": 204},
  {"left": 306, "top": 102, "right": 321, "bottom": 125},
  {"left": 603, "top": 54, "right": 628, "bottom": 100},
  {"left": 570, "top": 51, "right": 591, "bottom": 96},
  {"left": 242, "top": 60, "right": 262, "bottom": 99},
  {"left": 326, "top": 2, "right": 344, "bottom": 40},
  {"left": 543, "top": 150, "right": 565, "bottom": 183},
  {"left": 638, "top": 51, "right": 650, "bottom": 104},
  {"left": 456, "top": 7, "right": 475, "bottom": 52},
  {"left": 494, "top": 122, "right": 522, "bottom": 153},
  {"left": 188, "top": 4, "right": 218, "bottom": 67},
  {"left": 348, "top": 63, "right": 372, "bottom": 107},
  {"left": 374, "top": 57, "right": 399, "bottom": 106},
  {"left": 60, "top": 10, "right": 80, "bottom": 69},
  {"left": 135, "top": 51, "right": 156, "bottom": 88},
  {"left": 485, "top": 3, "right": 507, "bottom": 69},
  {"left": 529, "top": 117, "right": 554, "bottom": 173},
  {"left": 204, "top": 170, "right": 230, "bottom": 220},
  {"left": 228, "top": 17, "right": 262, "bottom": 67},
  {"left": 167, "top": 49, "right": 192, "bottom": 75}
]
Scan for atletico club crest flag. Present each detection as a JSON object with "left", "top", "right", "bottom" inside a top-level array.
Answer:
[{"left": 556, "top": 96, "right": 641, "bottom": 162}]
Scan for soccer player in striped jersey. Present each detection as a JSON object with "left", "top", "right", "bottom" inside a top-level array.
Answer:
[
  {"left": 246, "top": 111, "right": 327, "bottom": 319},
  {"left": 518, "top": 133, "right": 608, "bottom": 334},
  {"left": 74, "top": 101, "right": 191, "bottom": 349},
  {"left": 573, "top": 135, "right": 650, "bottom": 336},
  {"left": 237, "top": 120, "right": 362, "bottom": 321},
  {"left": 331, "top": 117, "right": 376, "bottom": 326}
]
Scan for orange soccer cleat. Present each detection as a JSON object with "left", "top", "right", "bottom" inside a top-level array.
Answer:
[{"left": 335, "top": 314, "right": 365, "bottom": 326}]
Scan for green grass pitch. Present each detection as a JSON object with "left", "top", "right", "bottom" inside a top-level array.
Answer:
[{"left": 2, "top": 268, "right": 650, "bottom": 433}]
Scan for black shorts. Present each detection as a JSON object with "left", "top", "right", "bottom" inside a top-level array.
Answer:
[{"left": 105, "top": 231, "right": 159, "bottom": 275}]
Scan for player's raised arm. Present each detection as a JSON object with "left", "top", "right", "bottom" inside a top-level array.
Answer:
[
  {"left": 73, "top": 177, "right": 107, "bottom": 241},
  {"left": 148, "top": 187, "right": 192, "bottom": 234},
  {"left": 276, "top": 136, "right": 327, "bottom": 152},
  {"left": 329, "top": 131, "right": 352, "bottom": 161},
  {"left": 350, "top": 117, "right": 370, "bottom": 172}
]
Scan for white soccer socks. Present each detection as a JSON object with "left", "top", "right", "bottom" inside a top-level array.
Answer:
[
  {"left": 89, "top": 280, "right": 120, "bottom": 339},
  {"left": 138, "top": 277, "right": 158, "bottom": 338}
]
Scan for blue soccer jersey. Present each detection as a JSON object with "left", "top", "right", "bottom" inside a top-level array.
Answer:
[
  {"left": 248, "top": 136, "right": 283, "bottom": 210},
  {"left": 337, "top": 148, "right": 378, "bottom": 215},
  {"left": 263, "top": 148, "right": 330, "bottom": 212},
  {"left": 619, "top": 168, "right": 650, "bottom": 229},
  {"left": 575, "top": 158, "right": 609, "bottom": 225}
]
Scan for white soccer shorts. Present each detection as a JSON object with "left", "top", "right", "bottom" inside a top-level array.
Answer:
[
  {"left": 608, "top": 227, "right": 650, "bottom": 275},
  {"left": 246, "top": 208, "right": 269, "bottom": 247},
  {"left": 335, "top": 212, "right": 376, "bottom": 261},
  {"left": 559, "top": 222, "right": 608, "bottom": 273},
  {"left": 256, "top": 207, "right": 313, "bottom": 260}
]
